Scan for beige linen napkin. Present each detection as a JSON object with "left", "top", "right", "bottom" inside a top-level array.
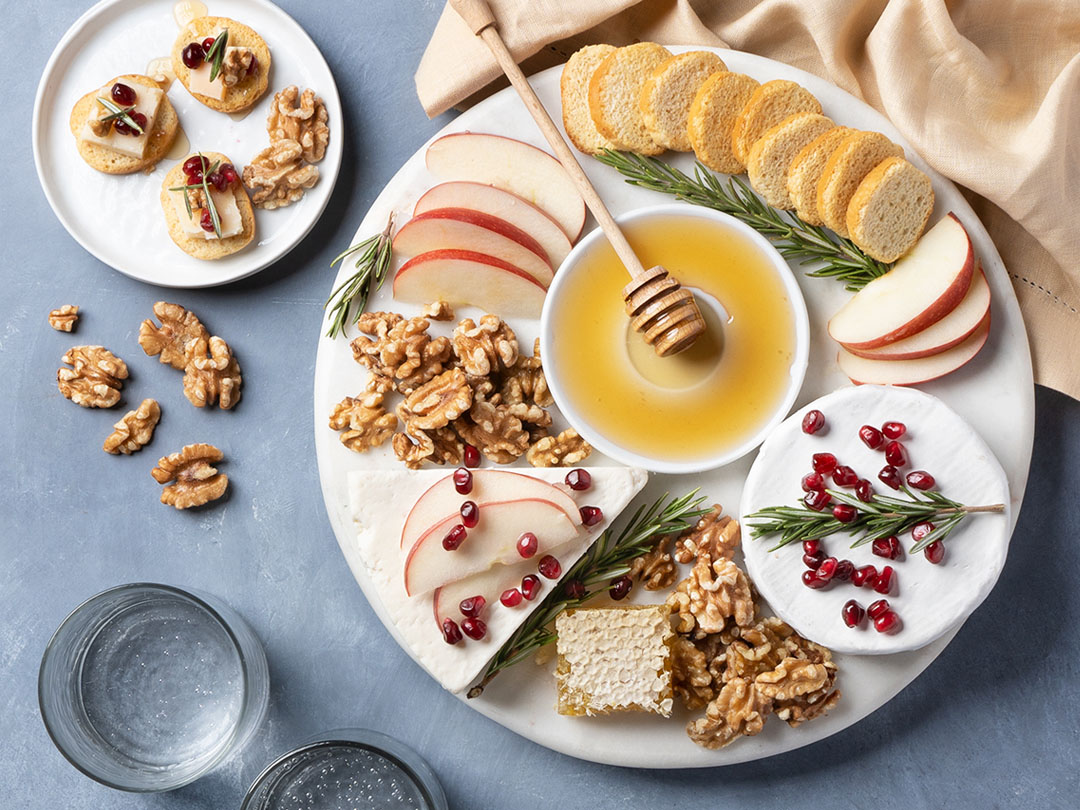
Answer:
[{"left": 416, "top": 0, "right": 1080, "bottom": 400}]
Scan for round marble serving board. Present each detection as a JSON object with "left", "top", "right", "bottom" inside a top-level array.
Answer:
[{"left": 313, "top": 47, "right": 1033, "bottom": 767}]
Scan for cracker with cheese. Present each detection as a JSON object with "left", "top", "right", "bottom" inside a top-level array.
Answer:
[
  {"left": 160, "top": 151, "right": 255, "bottom": 260},
  {"left": 172, "top": 16, "right": 271, "bottom": 113}
]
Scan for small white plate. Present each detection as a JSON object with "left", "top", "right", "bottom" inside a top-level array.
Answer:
[{"left": 32, "top": 0, "right": 342, "bottom": 288}]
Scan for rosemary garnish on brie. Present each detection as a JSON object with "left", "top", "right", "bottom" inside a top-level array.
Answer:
[
  {"left": 95, "top": 96, "right": 143, "bottom": 135},
  {"left": 206, "top": 29, "right": 229, "bottom": 82}
]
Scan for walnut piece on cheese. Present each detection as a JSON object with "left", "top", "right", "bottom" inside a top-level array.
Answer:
[{"left": 555, "top": 605, "right": 674, "bottom": 717}]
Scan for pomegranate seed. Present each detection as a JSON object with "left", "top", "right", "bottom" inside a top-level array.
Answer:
[
  {"left": 884, "top": 440, "right": 908, "bottom": 467},
  {"left": 183, "top": 155, "right": 208, "bottom": 175},
  {"left": 220, "top": 164, "right": 239, "bottom": 185},
  {"left": 873, "top": 610, "right": 902, "bottom": 634},
  {"left": 852, "top": 565, "right": 878, "bottom": 588},
  {"left": 801, "top": 570, "right": 828, "bottom": 589},
  {"left": 882, "top": 421, "right": 907, "bottom": 440},
  {"left": 460, "top": 500, "right": 479, "bottom": 528},
  {"left": 801, "top": 409, "right": 826, "bottom": 434},
  {"left": 538, "top": 555, "right": 562, "bottom": 579},
  {"left": 209, "top": 171, "right": 227, "bottom": 192},
  {"left": 906, "top": 470, "right": 936, "bottom": 490},
  {"left": 609, "top": 575, "right": 633, "bottom": 600},
  {"left": 565, "top": 469, "right": 592, "bottom": 491},
  {"left": 812, "top": 452, "right": 838, "bottom": 474},
  {"left": 878, "top": 465, "right": 902, "bottom": 490},
  {"left": 842, "top": 600, "right": 865, "bottom": 628},
  {"left": 499, "top": 588, "right": 523, "bottom": 607},
  {"left": 111, "top": 82, "right": 136, "bottom": 106},
  {"left": 832, "top": 503, "right": 858, "bottom": 523},
  {"left": 803, "top": 552, "right": 825, "bottom": 570},
  {"left": 442, "top": 524, "right": 467, "bottom": 551},
  {"left": 817, "top": 557, "right": 838, "bottom": 581},
  {"left": 459, "top": 595, "right": 486, "bottom": 618},
  {"left": 924, "top": 541, "right": 945, "bottom": 564},
  {"left": 463, "top": 444, "right": 480, "bottom": 468},
  {"left": 520, "top": 575, "right": 541, "bottom": 600},
  {"left": 199, "top": 209, "right": 215, "bottom": 233},
  {"left": 804, "top": 489, "right": 832, "bottom": 511},
  {"left": 564, "top": 579, "right": 586, "bottom": 599},
  {"left": 516, "top": 532, "right": 538, "bottom": 559},
  {"left": 115, "top": 111, "right": 147, "bottom": 136},
  {"left": 801, "top": 472, "right": 825, "bottom": 492},
  {"left": 185, "top": 168, "right": 204, "bottom": 185},
  {"left": 834, "top": 559, "right": 855, "bottom": 581},
  {"left": 867, "top": 599, "right": 891, "bottom": 619},
  {"left": 912, "top": 521, "right": 935, "bottom": 543},
  {"left": 580, "top": 505, "right": 603, "bottom": 526},
  {"left": 871, "top": 536, "right": 902, "bottom": 560},
  {"left": 202, "top": 36, "right": 216, "bottom": 50},
  {"left": 855, "top": 479, "right": 874, "bottom": 502},
  {"left": 832, "top": 465, "right": 858, "bottom": 487},
  {"left": 859, "top": 425, "right": 884, "bottom": 449},
  {"left": 802, "top": 540, "right": 822, "bottom": 555},
  {"left": 441, "top": 618, "right": 462, "bottom": 645},
  {"left": 182, "top": 42, "right": 206, "bottom": 68},
  {"left": 461, "top": 617, "right": 487, "bottom": 640},
  {"left": 452, "top": 467, "right": 473, "bottom": 495},
  {"left": 873, "top": 565, "right": 895, "bottom": 594}
]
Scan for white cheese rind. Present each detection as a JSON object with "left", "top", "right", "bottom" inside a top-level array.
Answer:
[
  {"left": 79, "top": 83, "right": 163, "bottom": 158},
  {"left": 739, "top": 385, "right": 1011, "bottom": 655},
  {"left": 348, "top": 467, "right": 649, "bottom": 693}
]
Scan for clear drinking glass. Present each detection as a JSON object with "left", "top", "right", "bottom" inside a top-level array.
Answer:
[
  {"left": 241, "top": 729, "right": 448, "bottom": 810},
  {"left": 39, "top": 583, "right": 270, "bottom": 792}
]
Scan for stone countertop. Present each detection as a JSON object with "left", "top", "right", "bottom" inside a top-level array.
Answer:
[{"left": 2, "top": 1, "right": 1077, "bottom": 807}]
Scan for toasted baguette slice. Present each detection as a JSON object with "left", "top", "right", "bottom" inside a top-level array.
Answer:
[
  {"left": 816, "top": 131, "right": 904, "bottom": 238},
  {"left": 846, "top": 156, "right": 935, "bottom": 263},
  {"left": 160, "top": 152, "right": 255, "bottom": 260},
  {"left": 787, "top": 126, "right": 856, "bottom": 225},
  {"left": 639, "top": 51, "right": 726, "bottom": 152},
  {"left": 588, "top": 42, "right": 671, "bottom": 154},
  {"left": 687, "top": 71, "right": 760, "bottom": 174},
  {"left": 730, "top": 80, "right": 821, "bottom": 166},
  {"left": 561, "top": 44, "right": 619, "bottom": 155},
  {"left": 69, "top": 75, "right": 179, "bottom": 175},
  {"left": 172, "top": 16, "right": 271, "bottom": 113},
  {"left": 746, "top": 113, "right": 835, "bottom": 209}
]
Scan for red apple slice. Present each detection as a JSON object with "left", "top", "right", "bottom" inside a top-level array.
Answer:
[
  {"left": 415, "top": 182, "right": 574, "bottom": 268},
  {"left": 426, "top": 133, "right": 587, "bottom": 241},
  {"left": 401, "top": 469, "right": 580, "bottom": 549},
  {"left": 432, "top": 559, "right": 538, "bottom": 629},
  {"left": 393, "top": 209, "right": 554, "bottom": 288},
  {"left": 393, "top": 249, "right": 547, "bottom": 318},
  {"left": 838, "top": 316, "right": 990, "bottom": 385},
  {"left": 829, "top": 213, "right": 975, "bottom": 350},
  {"left": 404, "top": 498, "right": 578, "bottom": 596},
  {"left": 846, "top": 266, "right": 991, "bottom": 360}
]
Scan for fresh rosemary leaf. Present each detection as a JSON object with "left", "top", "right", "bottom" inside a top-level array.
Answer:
[
  {"left": 95, "top": 97, "right": 143, "bottom": 135},
  {"left": 206, "top": 29, "right": 229, "bottom": 82},
  {"left": 594, "top": 150, "right": 892, "bottom": 291},
  {"left": 324, "top": 213, "right": 396, "bottom": 339}
]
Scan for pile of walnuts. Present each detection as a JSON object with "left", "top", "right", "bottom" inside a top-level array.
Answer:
[{"left": 329, "top": 307, "right": 591, "bottom": 469}]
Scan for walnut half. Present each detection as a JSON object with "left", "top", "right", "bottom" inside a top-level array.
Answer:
[
  {"left": 104, "top": 399, "right": 161, "bottom": 455},
  {"left": 329, "top": 392, "right": 397, "bottom": 453},
  {"left": 57, "top": 346, "right": 128, "bottom": 408},
  {"left": 151, "top": 444, "right": 228, "bottom": 509},
  {"left": 183, "top": 336, "right": 242, "bottom": 410},
  {"left": 138, "top": 301, "right": 208, "bottom": 370},
  {"left": 48, "top": 305, "right": 79, "bottom": 332},
  {"left": 266, "top": 86, "right": 329, "bottom": 163},
  {"left": 242, "top": 142, "right": 319, "bottom": 210}
]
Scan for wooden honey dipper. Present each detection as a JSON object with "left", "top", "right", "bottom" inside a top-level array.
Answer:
[{"left": 448, "top": 0, "right": 707, "bottom": 357}]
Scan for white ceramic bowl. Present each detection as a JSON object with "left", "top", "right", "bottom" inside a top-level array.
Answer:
[{"left": 540, "top": 203, "right": 810, "bottom": 474}]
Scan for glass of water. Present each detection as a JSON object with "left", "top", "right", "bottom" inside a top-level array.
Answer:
[
  {"left": 38, "top": 583, "right": 269, "bottom": 792},
  {"left": 242, "top": 729, "right": 448, "bottom": 810}
]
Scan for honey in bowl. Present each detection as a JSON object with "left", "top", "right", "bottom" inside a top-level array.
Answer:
[{"left": 544, "top": 207, "right": 807, "bottom": 469}]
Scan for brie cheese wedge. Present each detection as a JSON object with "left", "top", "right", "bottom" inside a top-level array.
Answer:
[
  {"left": 79, "top": 83, "right": 163, "bottom": 159},
  {"left": 170, "top": 187, "right": 244, "bottom": 240}
]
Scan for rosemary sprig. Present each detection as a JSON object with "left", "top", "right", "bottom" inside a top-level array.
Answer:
[
  {"left": 467, "top": 489, "right": 708, "bottom": 699},
  {"left": 324, "top": 213, "right": 396, "bottom": 338},
  {"left": 95, "top": 97, "right": 143, "bottom": 135},
  {"left": 594, "top": 150, "right": 892, "bottom": 291},
  {"left": 168, "top": 156, "right": 222, "bottom": 237},
  {"left": 747, "top": 486, "right": 1004, "bottom": 553},
  {"left": 206, "top": 29, "right": 229, "bottom": 82}
]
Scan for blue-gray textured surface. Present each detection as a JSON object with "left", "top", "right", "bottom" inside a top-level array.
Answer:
[{"left": 3, "top": 1, "right": 1078, "bottom": 807}]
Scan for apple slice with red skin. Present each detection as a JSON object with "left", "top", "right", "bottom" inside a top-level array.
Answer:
[
  {"left": 415, "top": 182, "right": 574, "bottom": 268},
  {"left": 432, "top": 558, "right": 540, "bottom": 633},
  {"left": 401, "top": 469, "right": 580, "bottom": 549},
  {"left": 425, "top": 133, "right": 587, "bottom": 242},
  {"left": 846, "top": 266, "right": 991, "bottom": 361},
  {"left": 393, "top": 249, "right": 547, "bottom": 318},
  {"left": 838, "top": 316, "right": 990, "bottom": 385},
  {"left": 829, "top": 213, "right": 975, "bottom": 350},
  {"left": 404, "top": 498, "right": 578, "bottom": 596},
  {"left": 393, "top": 209, "right": 554, "bottom": 288}
]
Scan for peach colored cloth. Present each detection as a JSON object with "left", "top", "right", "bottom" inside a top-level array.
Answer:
[{"left": 416, "top": 0, "right": 1080, "bottom": 399}]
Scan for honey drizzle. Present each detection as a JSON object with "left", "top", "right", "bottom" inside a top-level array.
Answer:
[{"left": 173, "top": 0, "right": 208, "bottom": 27}]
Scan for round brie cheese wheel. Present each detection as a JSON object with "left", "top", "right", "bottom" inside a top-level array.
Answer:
[{"left": 739, "top": 385, "right": 1011, "bottom": 655}]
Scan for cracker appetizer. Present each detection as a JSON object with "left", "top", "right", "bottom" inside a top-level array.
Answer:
[
  {"left": 161, "top": 152, "right": 255, "bottom": 259},
  {"left": 172, "top": 16, "right": 271, "bottom": 113},
  {"left": 69, "top": 75, "right": 179, "bottom": 174}
]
